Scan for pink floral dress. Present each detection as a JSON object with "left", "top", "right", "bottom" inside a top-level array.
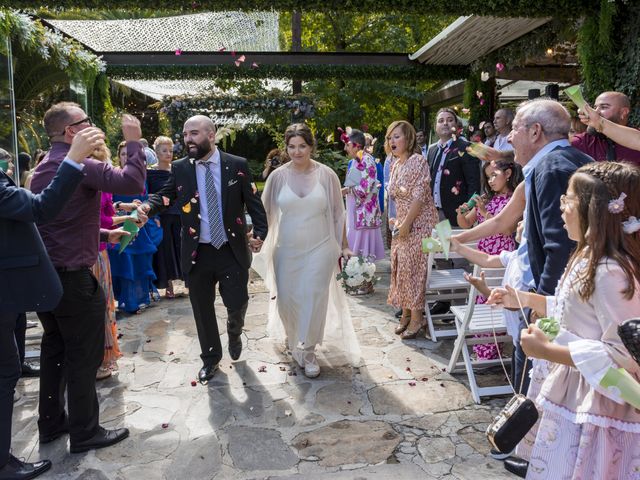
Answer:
[
  {"left": 473, "top": 192, "right": 516, "bottom": 360},
  {"left": 345, "top": 152, "right": 385, "bottom": 260}
]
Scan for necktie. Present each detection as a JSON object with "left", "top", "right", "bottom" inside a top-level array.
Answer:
[
  {"left": 203, "top": 160, "right": 226, "bottom": 248},
  {"left": 434, "top": 145, "right": 446, "bottom": 173}
]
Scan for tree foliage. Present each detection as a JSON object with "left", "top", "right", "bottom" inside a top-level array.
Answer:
[{"left": 279, "top": 12, "right": 455, "bottom": 137}]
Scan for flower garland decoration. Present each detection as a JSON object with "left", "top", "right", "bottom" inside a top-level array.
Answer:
[
  {"left": 0, "top": 9, "right": 105, "bottom": 83},
  {"left": 160, "top": 92, "right": 315, "bottom": 131}
]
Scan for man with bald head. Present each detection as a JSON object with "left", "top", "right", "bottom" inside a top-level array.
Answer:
[
  {"left": 572, "top": 91, "right": 640, "bottom": 166},
  {"left": 139, "top": 115, "right": 268, "bottom": 384}
]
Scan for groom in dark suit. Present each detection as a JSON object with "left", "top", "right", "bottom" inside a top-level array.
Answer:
[
  {"left": 0, "top": 129, "right": 103, "bottom": 479},
  {"left": 140, "top": 115, "right": 268, "bottom": 383}
]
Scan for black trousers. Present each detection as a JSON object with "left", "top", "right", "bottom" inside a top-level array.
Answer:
[
  {"left": 37, "top": 269, "right": 105, "bottom": 443},
  {"left": 187, "top": 243, "right": 248, "bottom": 367},
  {"left": 0, "top": 312, "right": 22, "bottom": 468},
  {"left": 14, "top": 313, "right": 26, "bottom": 365}
]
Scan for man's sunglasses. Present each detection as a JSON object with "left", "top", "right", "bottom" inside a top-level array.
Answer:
[{"left": 50, "top": 116, "right": 93, "bottom": 137}]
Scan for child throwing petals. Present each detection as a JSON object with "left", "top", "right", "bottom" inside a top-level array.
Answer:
[{"left": 487, "top": 162, "right": 640, "bottom": 479}]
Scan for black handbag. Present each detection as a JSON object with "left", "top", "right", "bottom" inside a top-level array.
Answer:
[
  {"left": 619, "top": 318, "right": 640, "bottom": 367},
  {"left": 486, "top": 393, "right": 539, "bottom": 453},
  {"left": 485, "top": 291, "right": 539, "bottom": 453}
]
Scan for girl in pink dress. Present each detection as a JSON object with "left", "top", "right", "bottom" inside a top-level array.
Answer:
[
  {"left": 488, "top": 162, "right": 640, "bottom": 480},
  {"left": 457, "top": 160, "right": 523, "bottom": 360}
]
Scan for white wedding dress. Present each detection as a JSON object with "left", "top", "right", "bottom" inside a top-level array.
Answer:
[{"left": 253, "top": 162, "right": 360, "bottom": 365}]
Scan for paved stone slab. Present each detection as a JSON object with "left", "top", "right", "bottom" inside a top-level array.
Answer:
[
  {"left": 13, "top": 272, "right": 515, "bottom": 479},
  {"left": 292, "top": 420, "right": 401, "bottom": 467},
  {"left": 164, "top": 433, "right": 222, "bottom": 479},
  {"left": 268, "top": 463, "right": 433, "bottom": 479},
  {"left": 418, "top": 436, "right": 457, "bottom": 463},
  {"left": 226, "top": 426, "right": 298, "bottom": 470},
  {"left": 315, "top": 383, "right": 363, "bottom": 416},
  {"left": 368, "top": 381, "right": 474, "bottom": 415}
]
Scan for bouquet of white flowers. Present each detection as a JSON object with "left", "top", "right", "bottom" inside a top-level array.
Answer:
[{"left": 336, "top": 255, "right": 378, "bottom": 295}]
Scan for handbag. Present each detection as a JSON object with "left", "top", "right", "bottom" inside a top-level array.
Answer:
[
  {"left": 485, "top": 290, "right": 539, "bottom": 453},
  {"left": 618, "top": 318, "right": 640, "bottom": 367}
]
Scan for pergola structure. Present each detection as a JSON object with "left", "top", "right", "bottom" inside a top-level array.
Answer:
[{"left": 1, "top": 4, "right": 593, "bottom": 158}]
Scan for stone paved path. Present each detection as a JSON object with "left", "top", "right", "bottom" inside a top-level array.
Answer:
[{"left": 13, "top": 263, "right": 517, "bottom": 479}]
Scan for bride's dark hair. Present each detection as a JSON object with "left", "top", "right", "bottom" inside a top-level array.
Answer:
[{"left": 285, "top": 123, "right": 316, "bottom": 153}]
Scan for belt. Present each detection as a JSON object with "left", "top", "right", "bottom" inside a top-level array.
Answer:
[{"left": 55, "top": 266, "right": 89, "bottom": 273}]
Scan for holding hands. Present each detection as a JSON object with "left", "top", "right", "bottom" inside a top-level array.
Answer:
[{"left": 249, "top": 235, "right": 263, "bottom": 253}]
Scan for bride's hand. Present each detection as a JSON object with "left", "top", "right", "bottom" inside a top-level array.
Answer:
[{"left": 341, "top": 247, "right": 354, "bottom": 259}]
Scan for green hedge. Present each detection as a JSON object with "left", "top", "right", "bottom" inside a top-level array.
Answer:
[{"left": 7, "top": 0, "right": 600, "bottom": 16}]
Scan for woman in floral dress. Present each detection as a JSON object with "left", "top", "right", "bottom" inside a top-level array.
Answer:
[
  {"left": 386, "top": 120, "right": 438, "bottom": 339},
  {"left": 343, "top": 129, "right": 385, "bottom": 264}
]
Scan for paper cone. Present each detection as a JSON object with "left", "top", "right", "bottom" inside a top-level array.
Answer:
[{"left": 564, "top": 85, "right": 587, "bottom": 110}]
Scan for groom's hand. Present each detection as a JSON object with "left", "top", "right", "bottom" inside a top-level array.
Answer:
[{"left": 249, "top": 236, "right": 263, "bottom": 253}]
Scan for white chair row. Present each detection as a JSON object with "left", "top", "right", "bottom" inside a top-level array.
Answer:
[{"left": 422, "top": 233, "right": 513, "bottom": 403}]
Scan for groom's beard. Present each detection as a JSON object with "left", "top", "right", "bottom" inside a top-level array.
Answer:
[{"left": 187, "top": 140, "right": 211, "bottom": 160}]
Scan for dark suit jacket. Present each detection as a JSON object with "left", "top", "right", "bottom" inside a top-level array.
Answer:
[
  {"left": 527, "top": 145, "right": 593, "bottom": 295},
  {"left": 146, "top": 151, "right": 268, "bottom": 274},
  {"left": 427, "top": 138, "right": 481, "bottom": 226},
  {"left": 0, "top": 162, "right": 84, "bottom": 314}
]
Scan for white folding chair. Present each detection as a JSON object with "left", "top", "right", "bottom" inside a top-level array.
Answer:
[
  {"left": 446, "top": 264, "right": 512, "bottom": 404},
  {"left": 423, "top": 229, "right": 473, "bottom": 342}
]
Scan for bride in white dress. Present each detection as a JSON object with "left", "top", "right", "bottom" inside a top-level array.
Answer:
[{"left": 253, "top": 124, "right": 361, "bottom": 377}]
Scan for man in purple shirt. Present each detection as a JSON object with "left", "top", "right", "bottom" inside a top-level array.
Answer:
[
  {"left": 30, "top": 103, "right": 146, "bottom": 455},
  {"left": 572, "top": 91, "right": 640, "bottom": 167}
]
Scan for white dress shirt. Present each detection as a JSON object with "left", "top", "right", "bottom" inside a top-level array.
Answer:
[
  {"left": 195, "top": 149, "right": 228, "bottom": 245},
  {"left": 494, "top": 133, "right": 514, "bottom": 151}
]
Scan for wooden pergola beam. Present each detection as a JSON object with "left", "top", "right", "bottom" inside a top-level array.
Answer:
[
  {"left": 100, "top": 51, "right": 417, "bottom": 67},
  {"left": 498, "top": 65, "right": 580, "bottom": 84}
]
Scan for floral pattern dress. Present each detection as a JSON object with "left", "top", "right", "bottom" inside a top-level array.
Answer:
[
  {"left": 345, "top": 152, "right": 385, "bottom": 260},
  {"left": 473, "top": 192, "right": 516, "bottom": 360},
  {"left": 387, "top": 154, "right": 438, "bottom": 310}
]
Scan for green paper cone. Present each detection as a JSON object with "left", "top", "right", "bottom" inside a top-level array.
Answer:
[
  {"left": 422, "top": 237, "right": 442, "bottom": 254},
  {"left": 466, "top": 142, "right": 491, "bottom": 159},
  {"left": 118, "top": 216, "right": 139, "bottom": 253},
  {"left": 600, "top": 367, "right": 640, "bottom": 409},
  {"left": 564, "top": 85, "right": 587, "bottom": 110},
  {"left": 434, "top": 219, "right": 452, "bottom": 260}
]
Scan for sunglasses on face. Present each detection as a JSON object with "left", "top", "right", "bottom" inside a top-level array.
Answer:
[{"left": 50, "top": 116, "right": 94, "bottom": 137}]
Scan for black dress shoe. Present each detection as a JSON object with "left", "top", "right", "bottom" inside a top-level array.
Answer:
[
  {"left": 39, "top": 424, "right": 69, "bottom": 444},
  {"left": 198, "top": 363, "right": 219, "bottom": 384},
  {"left": 503, "top": 456, "right": 528, "bottom": 478},
  {"left": 0, "top": 454, "right": 51, "bottom": 480},
  {"left": 21, "top": 362, "right": 40, "bottom": 378},
  {"left": 429, "top": 301, "right": 450, "bottom": 316},
  {"left": 394, "top": 309, "right": 403, "bottom": 318},
  {"left": 228, "top": 335, "right": 242, "bottom": 361},
  {"left": 69, "top": 426, "right": 129, "bottom": 454}
]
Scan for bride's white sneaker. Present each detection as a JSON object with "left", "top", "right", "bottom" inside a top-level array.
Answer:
[{"left": 292, "top": 348, "right": 320, "bottom": 378}]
